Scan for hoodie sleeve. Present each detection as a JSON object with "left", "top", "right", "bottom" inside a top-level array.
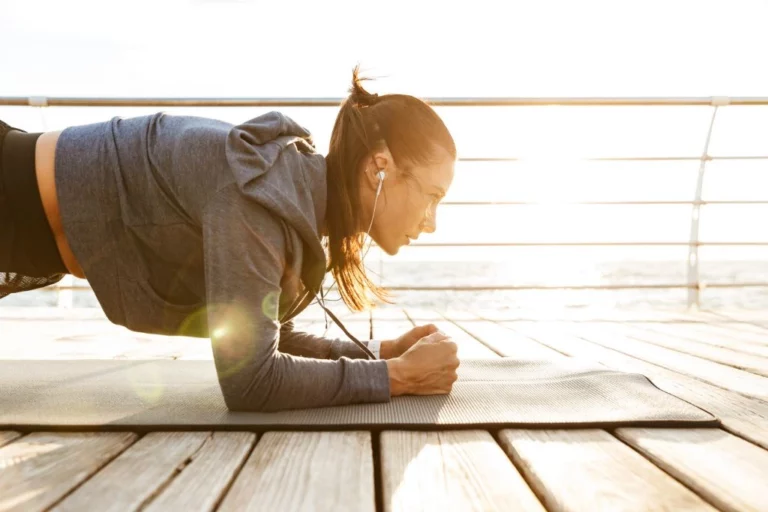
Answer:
[
  {"left": 202, "top": 184, "right": 391, "bottom": 412},
  {"left": 279, "top": 320, "right": 375, "bottom": 360}
]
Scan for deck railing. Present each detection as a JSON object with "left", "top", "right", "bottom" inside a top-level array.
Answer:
[{"left": 2, "top": 95, "right": 767, "bottom": 308}]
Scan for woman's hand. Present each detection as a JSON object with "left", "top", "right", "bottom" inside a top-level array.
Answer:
[
  {"left": 380, "top": 323, "right": 440, "bottom": 359},
  {"left": 385, "top": 331, "right": 460, "bottom": 396}
]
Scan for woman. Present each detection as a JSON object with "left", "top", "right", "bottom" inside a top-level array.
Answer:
[{"left": 0, "top": 67, "right": 460, "bottom": 412}]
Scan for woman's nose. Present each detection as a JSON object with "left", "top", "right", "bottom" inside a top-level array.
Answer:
[{"left": 420, "top": 210, "right": 437, "bottom": 234}]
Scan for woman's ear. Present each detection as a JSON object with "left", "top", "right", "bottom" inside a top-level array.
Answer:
[{"left": 367, "top": 147, "right": 394, "bottom": 187}]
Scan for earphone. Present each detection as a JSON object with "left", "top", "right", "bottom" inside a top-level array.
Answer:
[
  {"left": 372, "top": 170, "right": 387, "bottom": 226},
  {"left": 361, "top": 169, "right": 386, "bottom": 259}
]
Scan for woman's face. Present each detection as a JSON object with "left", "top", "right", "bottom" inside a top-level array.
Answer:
[{"left": 361, "top": 149, "right": 455, "bottom": 255}]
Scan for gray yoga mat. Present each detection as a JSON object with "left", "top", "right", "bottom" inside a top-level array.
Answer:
[{"left": 0, "top": 358, "right": 717, "bottom": 430}]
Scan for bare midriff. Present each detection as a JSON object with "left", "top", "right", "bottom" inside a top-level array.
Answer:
[{"left": 34, "top": 131, "right": 86, "bottom": 279}]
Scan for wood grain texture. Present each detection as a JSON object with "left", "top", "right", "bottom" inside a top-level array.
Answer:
[
  {"left": 616, "top": 428, "right": 768, "bottom": 512},
  {"left": 505, "top": 321, "right": 768, "bottom": 450},
  {"left": 371, "top": 307, "right": 415, "bottom": 321},
  {"left": 380, "top": 430, "right": 544, "bottom": 512},
  {"left": 635, "top": 322, "right": 768, "bottom": 357},
  {"left": 498, "top": 429, "right": 716, "bottom": 512},
  {"left": 0, "top": 431, "right": 21, "bottom": 448},
  {"left": 709, "top": 323, "right": 768, "bottom": 340},
  {"left": 52, "top": 432, "right": 211, "bottom": 512},
  {"left": 678, "top": 322, "right": 768, "bottom": 346},
  {"left": 451, "top": 319, "right": 571, "bottom": 361},
  {"left": 0, "top": 432, "right": 137, "bottom": 512},
  {"left": 618, "top": 323, "right": 768, "bottom": 376},
  {"left": 429, "top": 313, "right": 500, "bottom": 359},
  {"left": 571, "top": 322, "right": 768, "bottom": 401},
  {"left": 701, "top": 310, "right": 768, "bottom": 329},
  {"left": 404, "top": 307, "right": 478, "bottom": 322},
  {"left": 701, "top": 319, "right": 768, "bottom": 337},
  {"left": 142, "top": 432, "right": 256, "bottom": 512},
  {"left": 218, "top": 431, "right": 374, "bottom": 512},
  {"left": 380, "top": 309, "right": 496, "bottom": 359},
  {"left": 473, "top": 308, "right": 693, "bottom": 323}
]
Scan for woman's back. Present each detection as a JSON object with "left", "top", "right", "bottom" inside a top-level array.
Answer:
[{"left": 54, "top": 111, "right": 328, "bottom": 336}]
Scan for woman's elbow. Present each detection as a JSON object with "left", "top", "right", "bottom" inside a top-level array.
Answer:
[{"left": 220, "top": 386, "right": 281, "bottom": 413}]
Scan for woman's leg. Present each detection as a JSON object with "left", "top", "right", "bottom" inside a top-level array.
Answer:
[{"left": 0, "top": 119, "right": 67, "bottom": 299}]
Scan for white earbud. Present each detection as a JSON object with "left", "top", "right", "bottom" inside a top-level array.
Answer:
[
  {"left": 375, "top": 170, "right": 386, "bottom": 198},
  {"left": 362, "top": 168, "right": 386, "bottom": 261}
]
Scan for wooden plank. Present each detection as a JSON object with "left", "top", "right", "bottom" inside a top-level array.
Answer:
[
  {"left": 504, "top": 321, "right": 768, "bottom": 450},
  {"left": 0, "top": 432, "right": 137, "bottom": 512},
  {"left": 711, "top": 321, "right": 768, "bottom": 337},
  {"left": 218, "top": 431, "right": 374, "bottom": 512},
  {"left": 404, "top": 307, "right": 478, "bottom": 322},
  {"left": 688, "top": 314, "right": 768, "bottom": 337},
  {"left": 476, "top": 308, "right": 694, "bottom": 323},
  {"left": 142, "top": 432, "right": 256, "bottom": 512},
  {"left": 372, "top": 307, "right": 416, "bottom": 342},
  {"left": 616, "top": 323, "right": 768, "bottom": 377},
  {"left": 380, "top": 430, "right": 544, "bottom": 512},
  {"left": 639, "top": 320, "right": 768, "bottom": 347},
  {"left": 395, "top": 309, "right": 496, "bottom": 358},
  {"left": 451, "top": 319, "right": 569, "bottom": 361},
  {"left": 571, "top": 321, "right": 768, "bottom": 401},
  {"left": 373, "top": 309, "right": 498, "bottom": 358},
  {"left": 616, "top": 428, "right": 768, "bottom": 512},
  {"left": 434, "top": 314, "right": 500, "bottom": 359},
  {"left": 0, "top": 431, "right": 21, "bottom": 448},
  {"left": 678, "top": 322, "right": 768, "bottom": 347},
  {"left": 371, "top": 318, "right": 417, "bottom": 343},
  {"left": 634, "top": 322, "right": 768, "bottom": 358},
  {"left": 0, "top": 319, "right": 212, "bottom": 360},
  {"left": 53, "top": 432, "right": 211, "bottom": 511},
  {"left": 498, "top": 429, "right": 717, "bottom": 512},
  {"left": 704, "top": 310, "right": 768, "bottom": 327},
  {"left": 371, "top": 307, "right": 414, "bottom": 321}
]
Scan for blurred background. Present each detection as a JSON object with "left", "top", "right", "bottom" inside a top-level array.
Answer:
[{"left": 1, "top": 0, "right": 767, "bottom": 313}]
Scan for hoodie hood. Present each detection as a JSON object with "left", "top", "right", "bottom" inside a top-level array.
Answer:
[{"left": 224, "top": 111, "right": 328, "bottom": 294}]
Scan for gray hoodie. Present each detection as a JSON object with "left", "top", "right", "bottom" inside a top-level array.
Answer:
[{"left": 54, "top": 111, "right": 390, "bottom": 411}]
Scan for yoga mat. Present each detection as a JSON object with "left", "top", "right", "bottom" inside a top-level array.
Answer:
[{"left": 0, "top": 358, "right": 717, "bottom": 430}]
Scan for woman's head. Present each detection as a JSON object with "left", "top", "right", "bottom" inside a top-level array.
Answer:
[{"left": 325, "top": 65, "right": 457, "bottom": 311}]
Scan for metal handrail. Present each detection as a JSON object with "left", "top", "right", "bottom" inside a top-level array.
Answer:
[
  {"left": 462, "top": 156, "right": 768, "bottom": 162},
  {"left": 2, "top": 95, "right": 768, "bottom": 106},
  {"left": 399, "top": 242, "right": 768, "bottom": 247},
  {"left": 5, "top": 95, "right": 766, "bottom": 308},
  {"left": 440, "top": 200, "right": 768, "bottom": 206},
  {"left": 380, "top": 283, "right": 768, "bottom": 291},
  {"left": 51, "top": 281, "right": 768, "bottom": 292}
]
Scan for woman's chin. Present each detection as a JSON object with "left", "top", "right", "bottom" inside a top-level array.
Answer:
[{"left": 379, "top": 239, "right": 400, "bottom": 256}]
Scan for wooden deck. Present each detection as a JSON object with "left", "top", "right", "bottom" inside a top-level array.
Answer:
[{"left": 1, "top": 306, "right": 767, "bottom": 511}]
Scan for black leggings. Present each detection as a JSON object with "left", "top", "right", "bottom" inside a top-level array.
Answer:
[{"left": 0, "top": 119, "right": 67, "bottom": 299}]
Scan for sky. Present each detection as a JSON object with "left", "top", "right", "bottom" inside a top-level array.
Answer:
[{"left": 1, "top": 0, "right": 767, "bottom": 263}]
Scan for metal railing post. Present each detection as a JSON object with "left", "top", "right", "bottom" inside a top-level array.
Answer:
[{"left": 687, "top": 98, "right": 727, "bottom": 308}]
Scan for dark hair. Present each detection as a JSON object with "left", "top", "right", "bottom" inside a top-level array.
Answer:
[{"left": 324, "top": 65, "right": 457, "bottom": 312}]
